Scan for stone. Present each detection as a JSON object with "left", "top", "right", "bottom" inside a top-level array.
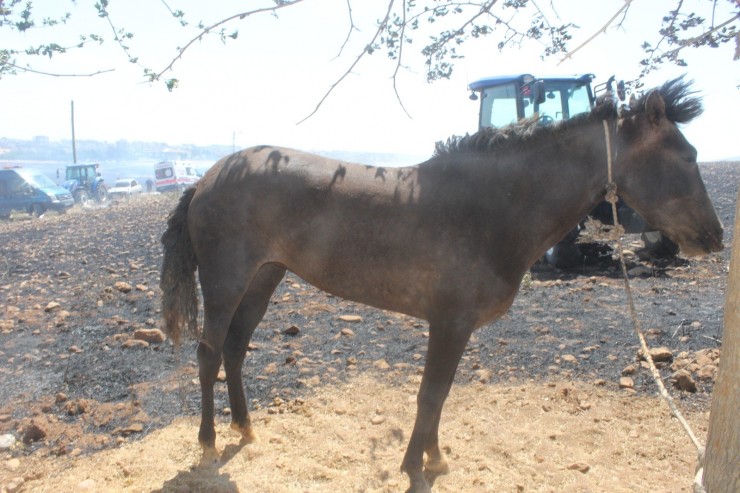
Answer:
[
  {"left": 695, "top": 349, "right": 719, "bottom": 367},
  {"left": 373, "top": 359, "right": 390, "bottom": 370},
  {"left": 21, "top": 421, "right": 46, "bottom": 444},
  {"left": 340, "top": 328, "right": 355, "bottom": 337},
  {"left": 113, "top": 423, "right": 144, "bottom": 436},
  {"left": 64, "top": 400, "right": 88, "bottom": 416},
  {"left": 121, "top": 339, "right": 149, "bottom": 349},
  {"left": 671, "top": 369, "right": 697, "bottom": 392},
  {"left": 77, "top": 479, "right": 96, "bottom": 491},
  {"left": 648, "top": 347, "right": 673, "bottom": 362},
  {"left": 621, "top": 364, "right": 636, "bottom": 375},
  {"left": 475, "top": 369, "right": 492, "bottom": 383},
  {"left": 307, "top": 375, "right": 321, "bottom": 386},
  {"left": 44, "top": 301, "right": 61, "bottom": 313},
  {"left": 619, "top": 377, "right": 634, "bottom": 389},
  {"left": 338, "top": 315, "right": 362, "bottom": 323},
  {"left": 561, "top": 354, "right": 578, "bottom": 364},
  {"left": 0, "top": 433, "right": 16, "bottom": 450},
  {"left": 628, "top": 266, "right": 652, "bottom": 277},
  {"left": 567, "top": 463, "right": 590, "bottom": 473},
  {"left": 114, "top": 281, "right": 132, "bottom": 293},
  {"left": 133, "top": 328, "right": 166, "bottom": 344},
  {"left": 283, "top": 325, "right": 300, "bottom": 336},
  {"left": 696, "top": 364, "right": 718, "bottom": 382},
  {"left": 370, "top": 415, "right": 385, "bottom": 425}
]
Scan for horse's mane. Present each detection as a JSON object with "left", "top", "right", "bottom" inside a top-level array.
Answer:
[{"left": 435, "top": 76, "right": 702, "bottom": 157}]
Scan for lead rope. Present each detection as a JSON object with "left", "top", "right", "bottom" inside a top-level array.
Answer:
[{"left": 601, "top": 120, "right": 706, "bottom": 491}]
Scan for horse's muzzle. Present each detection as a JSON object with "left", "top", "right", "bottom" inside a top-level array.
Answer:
[{"left": 680, "top": 227, "right": 724, "bottom": 256}]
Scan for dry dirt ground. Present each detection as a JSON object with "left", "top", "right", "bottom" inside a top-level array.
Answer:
[{"left": 0, "top": 161, "right": 738, "bottom": 493}]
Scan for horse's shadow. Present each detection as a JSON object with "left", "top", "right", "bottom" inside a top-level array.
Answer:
[{"left": 150, "top": 439, "right": 249, "bottom": 493}]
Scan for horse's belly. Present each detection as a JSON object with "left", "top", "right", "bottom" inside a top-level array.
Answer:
[{"left": 290, "top": 262, "right": 437, "bottom": 320}]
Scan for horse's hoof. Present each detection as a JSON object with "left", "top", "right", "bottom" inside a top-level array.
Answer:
[
  {"left": 230, "top": 422, "right": 258, "bottom": 443},
  {"left": 424, "top": 456, "right": 450, "bottom": 475},
  {"left": 198, "top": 445, "right": 220, "bottom": 467}
]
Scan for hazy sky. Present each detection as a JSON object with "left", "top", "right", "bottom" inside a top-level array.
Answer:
[{"left": 1, "top": 0, "right": 739, "bottom": 161}]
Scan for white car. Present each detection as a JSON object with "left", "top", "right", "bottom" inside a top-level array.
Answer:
[{"left": 109, "top": 179, "right": 143, "bottom": 198}]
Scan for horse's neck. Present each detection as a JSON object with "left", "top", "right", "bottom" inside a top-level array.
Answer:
[
  {"left": 474, "top": 121, "right": 612, "bottom": 262},
  {"left": 466, "top": 121, "right": 609, "bottom": 199}
]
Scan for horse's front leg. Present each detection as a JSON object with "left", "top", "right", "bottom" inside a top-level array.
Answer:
[
  {"left": 401, "top": 322, "right": 472, "bottom": 493},
  {"left": 197, "top": 340, "right": 223, "bottom": 464}
]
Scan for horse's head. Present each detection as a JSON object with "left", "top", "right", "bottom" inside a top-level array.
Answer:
[{"left": 612, "top": 78, "right": 723, "bottom": 256}]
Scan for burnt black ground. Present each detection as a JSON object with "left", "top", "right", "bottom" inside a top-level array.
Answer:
[{"left": 0, "top": 160, "right": 737, "bottom": 456}]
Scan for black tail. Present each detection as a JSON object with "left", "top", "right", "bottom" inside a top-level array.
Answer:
[{"left": 160, "top": 187, "right": 199, "bottom": 345}]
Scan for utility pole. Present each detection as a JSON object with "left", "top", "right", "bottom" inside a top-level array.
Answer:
[{"left": 71, "top": 100, "right": 77, "bottom": 164}]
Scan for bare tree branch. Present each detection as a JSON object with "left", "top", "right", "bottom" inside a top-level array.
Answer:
[
  {"left": 96, "top": 2, "right": 141, "bottom": 68},
  {"left": 391, "top": 0, "right": 411, "bottom": 118},
  {"left": 297, "top": 0, "right": 397, "bottom": 124},
  {"left": 5, "top": 62, "right": 114, "bottom": 77},
  {"left": 557, "top": 0, "right": 635, "bottom": 65},
  {"left": 335, "top": 0, "right": 358, "bottom": 59},
  {"left": 152, "top": 0, "right": 306, "bottom": 81}
]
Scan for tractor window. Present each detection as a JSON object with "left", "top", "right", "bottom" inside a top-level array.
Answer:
[
  {"left": 480, "top": 83, "right": 519, "bottom": 128},
  {"left": 567, "top": 84, "right": 592, "bottom": 117},
  {"left": 538, "top": 90, "right": 565, "bottom": 121}
]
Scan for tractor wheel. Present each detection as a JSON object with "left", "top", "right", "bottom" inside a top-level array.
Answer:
[
  {"left": 75, "top": 189, "right": 91, "bottom": 207},
  {"left": 544, "top": 225, "right": 582, "bottom": 268},
  {"left": 640, "top": 231, "right": 679, "bottom": 259},
  {"left": 96, "top": 185, "right": 109, "bottom": 204},
  {"left": 30, "top": 203, "right": 46, "bottom": 218}
]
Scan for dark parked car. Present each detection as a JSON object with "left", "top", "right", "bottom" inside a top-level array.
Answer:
[{"left": 0, "top": 166, "right": 74, "bottom": 218}]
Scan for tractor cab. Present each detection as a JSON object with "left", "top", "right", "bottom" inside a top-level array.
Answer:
[
  {"left": 60, "top": 163, "right": 108, "bottom": 205},
  {"left": 467, "top": 73, "right": 677, "bottom": 266},
  {"left": 65, "top": 164, "right": 97, "bottom": 188},
  {"left": 468, "top": 73, "right": 596, "bottom": 130}
]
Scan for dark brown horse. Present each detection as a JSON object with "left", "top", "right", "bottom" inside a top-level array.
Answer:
[{"left": 161, "top": 78, "right": 722, "bottom": 493}]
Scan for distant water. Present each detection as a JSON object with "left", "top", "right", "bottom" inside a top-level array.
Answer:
[
  {"left": 1, "top": 151, "right": 429, "bottom": 188},
  {"left": 0, "top": 159, "right": 214, "bottom": 188}
]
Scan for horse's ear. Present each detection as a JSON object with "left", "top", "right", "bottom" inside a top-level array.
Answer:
[{"left": 645, "top": 90, "right": 666, "bottom": 125}]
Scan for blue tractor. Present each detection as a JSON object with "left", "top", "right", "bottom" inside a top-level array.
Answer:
[
  {"left": 467, "top": 73, "right": 678, "bottom": 267},
  {"left": 62, "top": 163, "right": 109, "bottom": 206}
]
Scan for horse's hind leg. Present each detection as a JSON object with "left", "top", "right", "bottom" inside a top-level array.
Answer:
[
  {"left": 222, "top": 263, "right": 286, "bottom": 442},
  {"left": 197, "top": 339, "right": 225, "bottom": 464},
  {"left": 196, "top": 255, "right": 264, "bottom": 462}
]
